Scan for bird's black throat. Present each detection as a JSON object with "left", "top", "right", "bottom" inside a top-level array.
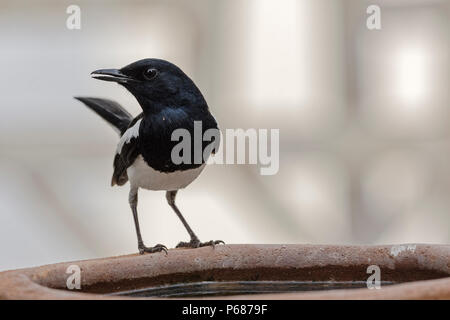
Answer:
[{"left": 138, "top": 107, "right": 218, "bottom": 173}]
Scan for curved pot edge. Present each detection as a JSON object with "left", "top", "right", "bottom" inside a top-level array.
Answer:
[{"left": 0, "top": 243, "right": 449, "bottom": 300}]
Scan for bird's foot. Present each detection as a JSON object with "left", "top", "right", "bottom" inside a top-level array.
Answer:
[
  {"left": 138, "top": 243, "right": 168, "bottom": 255},
  {"left": 176, "top": 239, "right": 225, "bottom": 249}
]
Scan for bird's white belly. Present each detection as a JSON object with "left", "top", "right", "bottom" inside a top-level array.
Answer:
[{"left": 127, "top": 155, "right": 206, "bottom": 191}]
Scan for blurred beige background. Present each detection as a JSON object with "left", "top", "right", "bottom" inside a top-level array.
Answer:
[{"left": 0, "top": 0, "right": 449, "bottom": 271}]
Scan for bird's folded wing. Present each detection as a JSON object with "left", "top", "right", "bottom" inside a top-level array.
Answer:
[{"left": 111, "top": 114, "right": 143, "bottom": 186}]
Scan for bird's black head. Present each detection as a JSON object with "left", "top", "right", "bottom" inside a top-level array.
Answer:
[{"left": 91, "top": 58, "right": 208, "bottom": 114}]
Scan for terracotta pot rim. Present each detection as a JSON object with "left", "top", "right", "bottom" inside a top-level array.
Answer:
[{"left": 0, "top": 243, "right": 449, "bottom": 300}]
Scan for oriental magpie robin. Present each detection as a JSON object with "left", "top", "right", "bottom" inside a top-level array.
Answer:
[{"left": 75, "top": 58, "right": 223, "bottom": 254}]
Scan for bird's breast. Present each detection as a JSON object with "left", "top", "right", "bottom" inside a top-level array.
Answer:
[{"left": 127, "top": 155, "right": 206, "bottom": 191}]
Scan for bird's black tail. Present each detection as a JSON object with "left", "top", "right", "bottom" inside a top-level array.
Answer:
[{"left": 74, "top": 97, "right": 133, "bottom": 135}]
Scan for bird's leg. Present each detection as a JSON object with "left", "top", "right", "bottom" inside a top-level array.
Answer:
[
  {"left": 166, "top": 190, "right": 224, "bottom": 248},
  {"left": 129, "top": 188, "right": 167, "bottom": 254}
]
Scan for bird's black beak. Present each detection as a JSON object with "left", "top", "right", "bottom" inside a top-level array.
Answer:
[{"left": 91, "top": 69, "right": 134, "bottom": 84}]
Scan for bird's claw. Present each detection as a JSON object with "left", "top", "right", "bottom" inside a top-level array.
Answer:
[
  {"left": 138, "top": 243, "right": 168, "bottom": 255},
  {"left": 176, "top": 239, "right": 225, "bottom": 249}
]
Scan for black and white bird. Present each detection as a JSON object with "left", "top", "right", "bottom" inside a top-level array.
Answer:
[{"left": 75, "top": 58, "right": 223, "bottom": 254}]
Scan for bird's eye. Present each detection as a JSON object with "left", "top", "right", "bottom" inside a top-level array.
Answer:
[{"left": 143, "top": 68, "right": 158, "bottom": 80}]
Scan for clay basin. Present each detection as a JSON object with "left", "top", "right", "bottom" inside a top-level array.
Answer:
[{"left": 0, "top": 244, "right": 449, "bottom": 299}]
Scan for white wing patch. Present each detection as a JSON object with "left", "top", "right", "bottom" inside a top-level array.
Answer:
[{"left": 116, "top": 119, "right": 142, "bottom": 154}]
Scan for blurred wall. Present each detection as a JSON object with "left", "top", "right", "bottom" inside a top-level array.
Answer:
[{"left": 0, "top": 0, "right": 449, "bottom": 271}]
